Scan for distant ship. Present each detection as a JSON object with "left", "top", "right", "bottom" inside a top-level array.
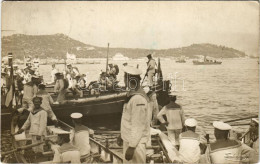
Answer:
[
  {"left": 193, "top": 56, "right": 222, "bottom": 65},
  {"left": 176, "top": 56, "right": 186, "bottom": 63}
]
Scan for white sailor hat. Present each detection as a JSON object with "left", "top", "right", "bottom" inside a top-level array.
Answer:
[
  {"left": 70, "top": 113, "right": 83, "bottom": 119},
  {"left": 185, "top": 118, "right": 197, "bottom": 127},
  {"left": 213, "top": 121, "right": 232, "bottom": 130},
  {"left": 123, "top": 66, "right": 142, "bottom": 75}
]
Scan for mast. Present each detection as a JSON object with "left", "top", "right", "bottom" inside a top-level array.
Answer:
[{"left": 106, "top": 43, "right": 109, "bottom": 74}]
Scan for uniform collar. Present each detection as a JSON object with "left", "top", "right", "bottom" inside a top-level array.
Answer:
[{"left": 127, "top": 88, "right": 149, "bottom": 102}]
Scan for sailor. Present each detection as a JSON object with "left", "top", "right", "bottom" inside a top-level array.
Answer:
[
  {"left": 157, "top": 95, "right": 185, "bottom": 147},
  {"left": 120, "top": 65, "right": 150, "bottom": 163},
  {"left": 66, "top": 64, "right": 80, "bottom": 79},
  {"left": 54, "top": 72, "right": 68, "bottom": 104},
  {"left": 108, "top": 63, "right": 118, "bottom": 80},
  {"left": 52, "top": 131, "right": 81, "bottom": 163},
  {"left": 50, "top": 64, "right": 58, "bottom": 84},
  {"left": 70, "top": 113, "right": 94, "bottom": 162},
  {"left": 146, "top": 54, "right": 156, "bottom": 86},
  {"left": 205, "top": 121, "right": 242, "bottom": 163},
  {"left": 147, "top": 90, "right": 159, "bottom": 126},
  {"left": 36, "top": 83, "right": 58, "bottom": 124},
  {"left": 66, "top": 64, "right": 82, "bottom": 98},
  {"left": 17, "top": 75, "right": 39, "bottom": 113},
  {"left": 98, "top": 71, "right": 113, "bottom": 91},
  {"left": 1, "top": 71, "right": 7, "bottom": 107},
  {"left": 178, "top": 118, "right": 201, "bottom": 164},
  {"left": 15, "top": 97, "right": 48, "bottom": 155}
]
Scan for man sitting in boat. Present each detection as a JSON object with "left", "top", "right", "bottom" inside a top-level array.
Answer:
[
  {"left": 98, "top": 71, "right": 113, "bottom": 91},
  {"left": 53, "top": 72, "right": 68, "bottom": 104},
  {"left": 203, "top": 121, "right": 258, "bottom": 163},
  {"left": 108, "top": 63, "right": 119, "bottom": 81},
  {"left": 51, "top": 131, "right": 81, "bottom": 163},
  {"left": 66, "top": 64, "right": 83, "bottom": 98},
  {"left": 157, "top": 95, "right": 185, "bottom": 149},
  {"left": 15, "top": 97, "right": 48, "bottom": 156},
  {"left": 17, "top": 75, "right": 39, "bottom": 113},
  {"left": 70, "top": 113, "right": 94, "bottom": 162},
  {"left": 177, "top": 118, "right": 201, "bottom": 164},
  {"left": 36, "top": 83, "right": 58, "bottom": 125}
]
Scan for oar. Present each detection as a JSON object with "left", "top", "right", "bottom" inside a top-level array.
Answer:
[
  {"left": 224, "top": 115, "right": 258, "bottom": 123},
  {"left": 141, "top": 65, "right": 151, "bottom": 86},
  {"left": 1, "top": 141, "right": 45, "bottom": 156}
]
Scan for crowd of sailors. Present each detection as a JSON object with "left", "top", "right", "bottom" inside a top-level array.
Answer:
[{"left": 3, "top": 54, "right": 259, "bottom": 163}]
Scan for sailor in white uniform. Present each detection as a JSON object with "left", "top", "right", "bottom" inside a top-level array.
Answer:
[
  {"left": 178, "top": 118, "right": 201, "bottom": 164},
  {"left": 120, "top": 66, "right": 150, "bottom": 163},
  {"left": 70, "top": 113, "right": 94, "bottom": 162},
  {"left": 52, "top": 131, "right": 81, "bottom": 163}
]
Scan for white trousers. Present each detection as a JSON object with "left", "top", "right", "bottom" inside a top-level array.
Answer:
[
  {"left": 123, "top": 141, "right": 146, "bottom": 163},
  {"left": 168, "top": 129, "right": 182, "bottom": 146}
]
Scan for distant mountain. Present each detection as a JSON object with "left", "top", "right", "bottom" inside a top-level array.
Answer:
[{"left": 1, "top": 34, "right": 246, "bottom": 59}]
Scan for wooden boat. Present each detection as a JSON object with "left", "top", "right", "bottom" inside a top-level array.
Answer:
[
  {"left": 3, "top": 115, "right": 172, "bottom": 163},
  {"left": 1, "top": 56, "right": 171, "bottom": 130}
]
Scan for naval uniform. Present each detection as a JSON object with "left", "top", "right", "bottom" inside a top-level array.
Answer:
[
  {"left": 21, "top": 108, "right": 47, "bottom": 153},
  {"left": 205, "top": 139, "right": 242, "bottom": 164},
  {"left": 71, "top": 125, "right": 94, "bottom": 157},
  {"left": 178, "top": 130, "right": 201, "bottom": 164},
  {"left": 157, "top": 101, "right": 185, "bottom": 146},
  {"left": 147, "top": 59, "right": 156, "bottom": 86},
  {"left": 52, "top": 143, "right": 81, "bottom": 163},
  {"left": 121, "top": 89, "right": 150, "bottom": 163}
]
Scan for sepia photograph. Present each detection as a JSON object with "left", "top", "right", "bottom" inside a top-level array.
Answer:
[{"left": 0, "top": 1, "right": 259, "bottom": 163}]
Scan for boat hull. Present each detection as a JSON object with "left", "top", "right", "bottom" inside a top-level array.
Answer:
[{"left": 193, "top": 61, "right": 222, "bottom": 65}]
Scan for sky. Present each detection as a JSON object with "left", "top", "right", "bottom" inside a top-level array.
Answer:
[{"left": 2, "top": 1, "right": 259, "bottom": 56}]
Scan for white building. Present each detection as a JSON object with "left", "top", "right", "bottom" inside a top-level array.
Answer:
[{"left": 112, "top": 53, "right": 129, "bottom": 61}]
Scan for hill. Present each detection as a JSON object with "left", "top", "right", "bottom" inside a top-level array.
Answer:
[{"left": 1, "top": 34, "right": 246, "bottom": 59}]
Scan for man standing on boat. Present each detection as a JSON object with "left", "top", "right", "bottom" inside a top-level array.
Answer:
[
  {"left": 54, "top": 72, "right": 68, "bottom": 104},
  {"left": 17, "top": 75, "right": 39, "bottom": 113},
  {"left": 146, "top": 54, "right": 156, "bottom": 86},
  {"left": 120, "top": 66, "right": 150, "bottom": 163},
  {"left": 50, "top": 64, "right": 58, "bottom": 84},
  {"left": 70, "top": 112, "right": 94, "bottom": 162},
  {"left": 15, "top": 97, "right": 47, "bottom": 155},
  {"left": 157, "top": 95, "right": 185, "bottom": 148}
]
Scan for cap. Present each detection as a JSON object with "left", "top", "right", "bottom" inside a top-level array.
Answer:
[
  {"left": 70, "top": 113, "right": 83, "bottom": 119},
  {"left": 123, "top": 66, "right": 142, "bottom": 75},
  {"left": 147, "top": 54, "right": 152, "bottom": 58},
  {"left": 185, "top": 118, "right": 197, "bottom": 127},
  {"left": 213, "top": 121, "right": 232, "bottom": 130}
]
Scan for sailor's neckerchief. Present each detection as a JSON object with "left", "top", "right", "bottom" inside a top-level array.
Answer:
[
  {"left": 58, "top": 143, "right": 79, "bottom": 154},
  {"left": 125, "top": 88, "right": 149, "bottom": 103},
  {"left": 31, "top": 107, "right": 43, "bottom": 115}
]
